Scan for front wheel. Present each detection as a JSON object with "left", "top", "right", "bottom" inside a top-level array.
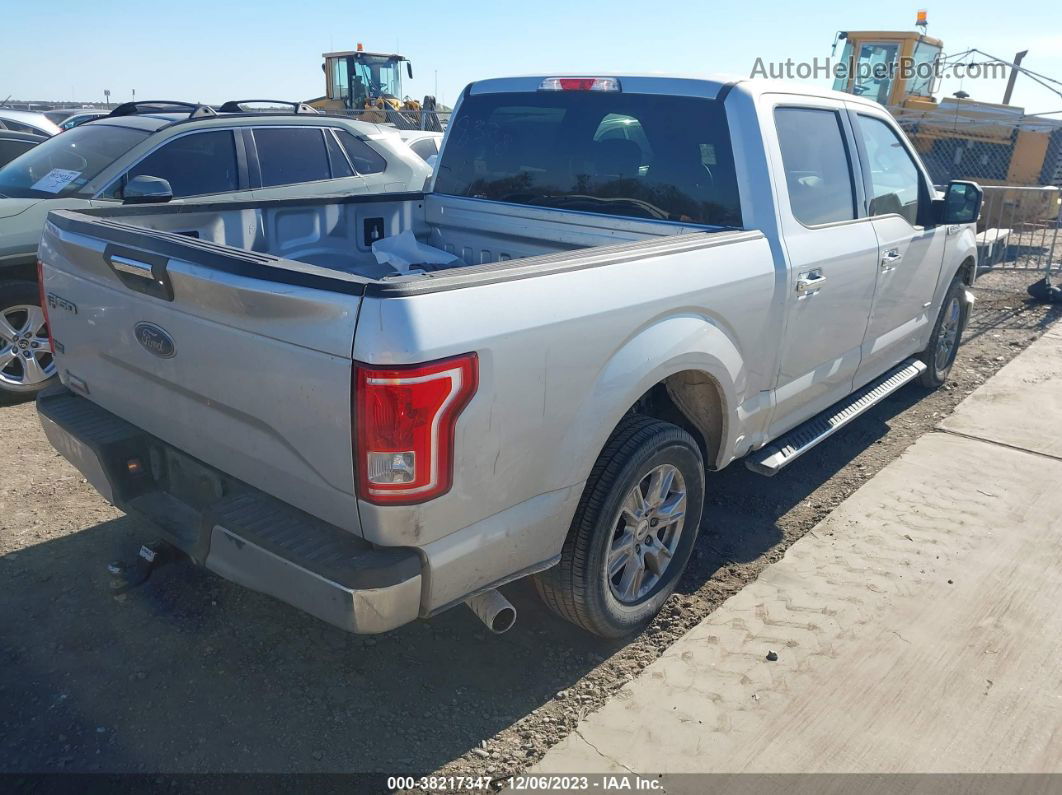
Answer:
[
  {"left": 534, "top": 416, "right": 705, "bottom": 638},
  {"left": 0, "top": 281, "right": 57, "bottom": 404},
  {"left": 918, "top": 275, "right": 968, "bottom": 388}
]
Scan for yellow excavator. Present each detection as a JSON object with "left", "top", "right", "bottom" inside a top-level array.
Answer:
[
  {"left": 307, "top": 43, "right": 439, "bottom": 128},
  {"left": 830, "top": 13, "right": 1062, "bottom": 190}
]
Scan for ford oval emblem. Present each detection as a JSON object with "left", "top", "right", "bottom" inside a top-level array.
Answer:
[{"left": 134, "top": 322, "right": 176, "bottom": 359}]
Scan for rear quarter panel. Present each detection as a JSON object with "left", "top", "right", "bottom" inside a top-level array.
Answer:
[{"left": 353, "top": 232, "right": 779, "bottom": 608}]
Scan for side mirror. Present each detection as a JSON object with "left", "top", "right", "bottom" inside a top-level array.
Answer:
[
  {"left": 406, "top": 61, "right": 413, "bottom": 80},
  {"left": 122, "top": 175, "right": 173, "bottom": 205},
  {"left": 935, "top": 180, "right": 982, "bottom": 225}
]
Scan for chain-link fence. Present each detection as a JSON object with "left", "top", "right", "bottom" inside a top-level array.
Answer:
[
  {"left": 327, "top": 107, "right": 451, "bottom": 132},
  {"left": 895, "top": 109, "right": 1062, "bottom": 188},
  {"left": 975, "top": 185, "right": 1061, "bottom": 284},
  {"left": 895, "top": 110, "right": 1062, "bottom": 294}
]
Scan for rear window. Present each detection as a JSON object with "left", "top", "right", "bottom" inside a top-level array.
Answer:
[{"left": 434, "top": 90, "right": 741, "bottom": 227}]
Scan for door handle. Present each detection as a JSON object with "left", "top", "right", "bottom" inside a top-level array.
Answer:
[
  {"left": 796, "top": 269, "right": 827, "bottom": 294},
  {"left": 880, "top": 248, "right": 903, "bottom": 271}
]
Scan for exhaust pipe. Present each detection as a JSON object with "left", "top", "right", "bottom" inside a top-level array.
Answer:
[{"left": 465, "top": 589, "right": 517, "bottom": 634}]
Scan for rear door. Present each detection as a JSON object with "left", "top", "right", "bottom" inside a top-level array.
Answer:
[
  {"left": 763, "top": 97, "right": 880, "bottom": 438},
  {"left": 40, "top": 216, "right": 365, "bottom": 533},
  {"left": 848, "top": 108, "right": 948, "bottom": 386},
  {"left": 247, "top": 126, "right": 368, "bottom": 200}
]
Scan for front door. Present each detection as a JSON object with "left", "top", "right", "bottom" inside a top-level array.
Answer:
[{"left": 849, "top": 110, "right": 948, "bottom": 387}]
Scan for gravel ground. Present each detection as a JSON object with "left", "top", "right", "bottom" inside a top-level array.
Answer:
[{"left": 1, "top": 270, "right": 1058, "bottom": 783}]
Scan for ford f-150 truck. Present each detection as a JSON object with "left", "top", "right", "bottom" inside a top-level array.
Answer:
[{"left": 35, "top": 75, "right": 982, "bottom": 638}]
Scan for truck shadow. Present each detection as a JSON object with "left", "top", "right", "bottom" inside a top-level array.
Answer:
[
  {"left": 0, "top": 383, "right": 934, "bottom": 776},
  {"left": 688, "top": 382, "right": 923, "bottom": 592}
]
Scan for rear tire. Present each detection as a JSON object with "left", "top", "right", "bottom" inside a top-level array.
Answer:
[
  {"left": 534, "top": 416, "right": 704, "bottom": 638},
  {"left": 918, "top": 275, "right": 968, "bottom": 388},
  {"left": 0, "top": 280, "right": 57, "bottom": 405}
]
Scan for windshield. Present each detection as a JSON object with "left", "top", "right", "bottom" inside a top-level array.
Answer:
[
  {"left": 852, "top": 42, "right": 899, "bottom": 104},
  {"left": 907, "top": 41, "right": 942, "bottom": 97},
  {"left": 352, "top": 56, "right": 403, "bottom": 102},
  {"left": 434, "top": 91, "right": 742, "bottom": 227},
  {"left": 0, "top": 123, "right": 149, "bottom": 199}
]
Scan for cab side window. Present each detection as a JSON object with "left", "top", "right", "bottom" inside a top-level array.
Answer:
[
  {"left": 856, "top": 115, "right": 923, "bottom": 225},
  {"left": 120, "top": 130, "right": 239, "bottom": 198},
  {"left": 774, "top": 107, "right": 858, "bottom": 226}
]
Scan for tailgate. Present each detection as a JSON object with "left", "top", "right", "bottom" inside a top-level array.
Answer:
[{"left": 39, "top": 212, "right": 367, "bottom": 534}]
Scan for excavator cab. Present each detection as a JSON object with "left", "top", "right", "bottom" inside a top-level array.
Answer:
[
  {"left": 307, "top": 43, "right": 442, "bottom": 130},
  {"left": 832, "top": 30, "right": 943, "bottom": 108},
  {"left": 325, "top": 48, "right": 412, "bottom": 110},
  {"left": 831, "top": 16, "right": 1062, "bottom": 225},
  {"left": 313, "top": 45, "right": 414, "bottom": 115}
]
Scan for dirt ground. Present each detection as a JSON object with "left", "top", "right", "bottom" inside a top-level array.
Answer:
[{"left": 1, "top": 270, "right": 1059, "bottom": 781}]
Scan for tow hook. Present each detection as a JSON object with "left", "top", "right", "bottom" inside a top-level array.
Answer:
[{"left": 107, "top": 540, "right": 181, "bottom": 594}]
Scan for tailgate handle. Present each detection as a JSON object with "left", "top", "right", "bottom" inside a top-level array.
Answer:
[
  {"left": 110, "top": 255, "right": 154, "bottom": 278},
  {"left": 104, "top": 245, "right": 174, "bottom": 302}
]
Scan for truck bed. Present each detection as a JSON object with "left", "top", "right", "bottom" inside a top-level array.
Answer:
[{"left": 58, "top": 191, "right": 724, "bottom": 283}]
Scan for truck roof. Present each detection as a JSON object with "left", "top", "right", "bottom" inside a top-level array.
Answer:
[{"left": 466, "top": 74, "right": 884, "bottom": 109}]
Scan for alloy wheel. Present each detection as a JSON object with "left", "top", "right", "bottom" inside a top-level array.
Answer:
[
  {"left": 606, "top": 463, "right": 688, "bottom": 604},
  {"left": 0, "top": 304, "right": 55, "bottom": 387},
  {"left": 935, "top": 295, "right": 962, "bottom": 372}
]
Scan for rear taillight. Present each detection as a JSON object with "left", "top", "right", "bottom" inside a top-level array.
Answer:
[
  {"left": 36, "top": 260, "right": 54, "bottom": 353},
  {"left": 354, "top": 353, "right": 478, "bottom": 505}
]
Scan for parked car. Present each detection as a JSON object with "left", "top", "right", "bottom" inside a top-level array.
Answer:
[
  {"left": 0, "top": 99, "right": 431, "bottom": 401},
  {"left": 57, "top": 110, "right": 110, "bottom": 130},
  {"left": 396, "top": 129, "right": 444, "bottom": 163},
  {"left": 43, "top": 108, "right": 97, "bottom": 125},
  {"left": 0, "top": 130, "right": 46, "bottom": 168},
  {"left": 36, "top": 75, "right": 981, "bottom": 639},
  {"left": 0, "top": 110, "right": 61, "bottom": 137}
]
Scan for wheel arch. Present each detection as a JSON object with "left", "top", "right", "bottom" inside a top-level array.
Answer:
[
  {"left": 635, "top": 370, "right": 728, "bottom": 471},
  {"left": 556, "top": 313, "right": 744, "bottom": 489}
]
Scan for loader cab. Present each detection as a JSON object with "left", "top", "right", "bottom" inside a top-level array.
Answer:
[
  {"left": 324, "top": 48, "right": 413, "bottom": 110},
  {"left": 832, "top": 31, "right": 942, "bottom": 107}
]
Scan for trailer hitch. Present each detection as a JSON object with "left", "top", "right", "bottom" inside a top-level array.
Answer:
[{"left": 107, "top": 540, "right": 181, "bottom": 594}]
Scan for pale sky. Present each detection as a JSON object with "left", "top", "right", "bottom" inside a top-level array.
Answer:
[{"left": 3, "top": 0, "right": 1061, "bottom": 115}]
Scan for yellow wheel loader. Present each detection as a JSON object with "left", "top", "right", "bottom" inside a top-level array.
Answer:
[
  {"left": 307, "top": 44, "right": 438, "bottom": 130},
  {"left": 831, "top": 17, "right": 1062, "bottom": 225}
]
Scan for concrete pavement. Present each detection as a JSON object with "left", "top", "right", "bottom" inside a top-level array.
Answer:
[{"left": 535, "top": 326, "right": 1062, "bottom": 779}]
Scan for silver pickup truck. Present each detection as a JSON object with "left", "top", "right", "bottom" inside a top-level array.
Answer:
[{"left": 36, "top": 75, "right": 982, "bottom": 638}]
